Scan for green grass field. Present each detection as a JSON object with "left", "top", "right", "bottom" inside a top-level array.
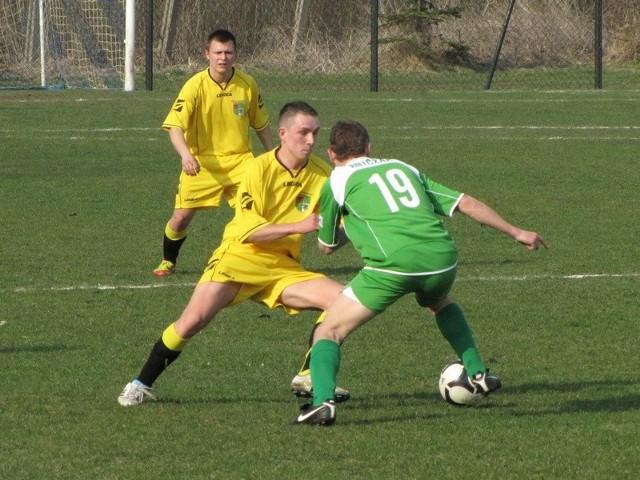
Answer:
[{"left": 1, "top": 87, "right": 639, "bottom": 479}]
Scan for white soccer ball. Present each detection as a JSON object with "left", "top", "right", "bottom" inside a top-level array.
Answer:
[{"left": 438, "top": 360, "right": 481, "bottom": 406}]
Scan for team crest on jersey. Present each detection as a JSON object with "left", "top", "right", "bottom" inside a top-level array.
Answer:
[
  {"left": 233, "top": 100, "right": 247, "bottom": 116},
  {"left": 295, "top": 193, "right": 312, "bottom": 212}
]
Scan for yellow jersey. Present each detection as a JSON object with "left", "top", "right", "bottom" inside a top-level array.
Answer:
[
  {"left": 221, "top": 148, "right": 333, "bottom": 261},
  {"left": 162, "top": 67, "right": 269, "bottom": 157}
]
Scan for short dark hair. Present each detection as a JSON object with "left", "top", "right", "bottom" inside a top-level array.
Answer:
[
  {"left": 278, "top": 101, "right": 319, "bottom": 127},
  {"left": 329, "top": 120, "right": 369, "bottom": 160},
  {"left": 206, "top": 29, "right": 236, "bottom": 49}
]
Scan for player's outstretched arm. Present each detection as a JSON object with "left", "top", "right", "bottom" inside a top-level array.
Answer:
[
  {"left": 244, "top": 213, "right": 320, "bottom": 243},
  {"left": 457, "top": 195, "right": 548, "bottom": 251}
]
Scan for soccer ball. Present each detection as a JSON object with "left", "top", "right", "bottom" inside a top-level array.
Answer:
[{"left": 438, "top": 360, "right": 481, "bottom": 406}]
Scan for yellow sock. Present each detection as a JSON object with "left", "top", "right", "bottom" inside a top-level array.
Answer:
[
  {"left": 165, "top": 222, "right": 187, "bottom": 241},
  {"left": 161, "top": 323, "right": 188, "bottom": 351}
]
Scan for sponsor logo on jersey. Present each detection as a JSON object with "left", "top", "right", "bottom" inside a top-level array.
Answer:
[
  {"left": 233, "top": 100, "right": 247, "bottom": 116},
  {"left": 240, "top": 192, "right": 253, "bottom": 210},
  {"left": 295, "top": 193, "right": 312, "bottom": 212},
  {"left": 217, "top": 92, "right": 232, "bottom": 97},
  {"left": 283, "top": 181, "right": 302, "bottom": 187},
  {"left": 173, "top": 98, "right": 186, "bottom": 112}
]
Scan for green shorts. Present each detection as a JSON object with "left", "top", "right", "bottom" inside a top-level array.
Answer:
[{"left": 344, "top": 266, "right": 457, "bottom": 313}]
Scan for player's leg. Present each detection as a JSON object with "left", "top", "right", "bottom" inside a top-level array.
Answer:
[
  {"left": 421, "top": 271, "right": 501, "bottom": 395},
  {"left": 154, "top": 208, "right": 197, "bottom": 276},
  {"left": 118, "top": 281, "right": 240, "bottom": 406},
  {"left": 293, "top": 270, "right": 403, "bottom": 425},
  {"left": 290, "top": 311, "right": 355, "bottom": 402},
  {"left": 431, "top": 298, "right": 486, "bottom": 376},
  {"left": 311, "top": 293, "right": 376, "bottom": 401},
  {"left": 279, "top": 276, "right": 343, "bottom": 311},
  {"left": 308, "top": 271, "right": 398, "bottom": 402},
  {"left": 294, "top": 311, "right": 324, "bottom": 376},
  {"left": 431, "top": 299, "right": 501, "bottom": 394},
  {"left": 293, "top": 292, "right": 375, "bottom": 426},
  {"left": 278, "top": 277, "right": 353, "bottom": 402},
  {"left": 155, "top": 158, "right": 229, "bottom": 276}
]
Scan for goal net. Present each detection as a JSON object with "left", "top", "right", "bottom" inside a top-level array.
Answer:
[{"left": 0, "top": 0, "right": 127, "bottom": 89}]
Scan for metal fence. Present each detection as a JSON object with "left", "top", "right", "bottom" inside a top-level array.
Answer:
[
  {"left": 137, "top": 0, "right": 639, "bottom": 92},
  {"left": 1, "top": 0, "right": 637, "bottom": 91}
]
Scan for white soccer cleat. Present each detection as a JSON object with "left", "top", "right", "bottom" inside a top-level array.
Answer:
[
  {"left": 290, "top": 373, "right": 351, "bottom": 403},
  {"left": 117, "top": 381, "right": 157, "bottom": 406}
]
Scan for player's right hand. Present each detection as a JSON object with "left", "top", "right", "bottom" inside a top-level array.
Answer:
[
  {"left": 182, "top": 155, "right": 201, "bottom": 176},
  {"left": 298, "top": 213, "right": 320, "bottom": 234}
]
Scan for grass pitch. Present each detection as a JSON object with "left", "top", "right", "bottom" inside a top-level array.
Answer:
[{"left": 1, "top": 87, "right": 639, "bottom": 479}]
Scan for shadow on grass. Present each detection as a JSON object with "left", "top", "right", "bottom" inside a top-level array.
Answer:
[
  {"left": 509, "top": 378, "right": 630, "bottom": 394},
  {"left": 0, "top": 344, "right": 68, "bottom": 354},
  {"left": 503, "top": 379, "right": 640, "bottom": 415},
  {"left": 129, "top": 379, "right": 639, "bottom": 424}
]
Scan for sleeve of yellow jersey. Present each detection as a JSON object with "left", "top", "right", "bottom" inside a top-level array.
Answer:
[
  {"left": 162, "top": 78, "right": 197, "bottom": 131},
  {"left": 235, "top": 157, "right": 270, "bottom": 243},
  {"left": 247, "top": 75, "right": 270, "bottom": 132}
]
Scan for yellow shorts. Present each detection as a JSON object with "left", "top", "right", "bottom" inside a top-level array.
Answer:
[
  {"left": 198, "top": 242, "right": 326, "bottom": 314},
  {"left": 174, "top": 152, "right": 253, "bottom": 209}
]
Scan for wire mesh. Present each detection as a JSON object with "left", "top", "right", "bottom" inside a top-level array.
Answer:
[{"left": 1, "top": 0, "right": 637, "bottom": 91}]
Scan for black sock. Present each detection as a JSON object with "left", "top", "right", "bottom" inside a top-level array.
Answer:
[
  {"left": 137, "top": 338, "right": 182, "bottom": 387},
  {"left": 163, "top": 235, "right": 187, "bottom": 264}
]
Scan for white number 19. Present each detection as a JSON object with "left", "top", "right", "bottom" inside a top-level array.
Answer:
[{"left": 368, "top": 169, "right": 420, "bottom": 213}]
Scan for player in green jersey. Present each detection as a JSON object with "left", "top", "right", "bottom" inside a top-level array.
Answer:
[
  {"left": 294, "top": 120, "right": 547, "bottom": 425},
  {"left": 118, "top": 102, "right": 348, "bottom": 407},
  {"left": 154, "top": 29, "right": 273, "bottom": 277}
]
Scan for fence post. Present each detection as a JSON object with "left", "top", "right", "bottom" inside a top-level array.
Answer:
[
  {"left": 370, "top": 0, "right": 378, "bottom": 92},
  {"left": 145, "top": 0, "right": 154, "bottom": 91},
  {"left": 485, "top": 0, "right": 516, "bottom": 90},
  {"left": 594, "top": 0, "right": 603, "bottom": 89}
]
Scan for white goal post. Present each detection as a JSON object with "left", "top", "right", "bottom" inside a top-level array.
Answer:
[{"left": 0, "top": 0, "right": 136, "bottom": 90}]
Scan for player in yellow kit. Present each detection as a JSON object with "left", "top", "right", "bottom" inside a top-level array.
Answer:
[
  {"left": 119, "top": 102, "right": 349, "bottom": 406},
  {"left": 154, "top": 29, "right": 273, "bottom": 276}
]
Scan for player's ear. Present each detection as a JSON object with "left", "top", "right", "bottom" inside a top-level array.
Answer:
[
  {"left": 327, "top": 148, "right": 337, "bottom": 164},
  {"left": 364, "top": 143, "right": 372, "bottom": 156},
  {"left": 278, "top": 126, "right": 287, "bottom": 141}
]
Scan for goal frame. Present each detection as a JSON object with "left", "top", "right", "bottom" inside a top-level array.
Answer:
[{"left": 2, "top": 0, "right": 136, "bottom": 91}]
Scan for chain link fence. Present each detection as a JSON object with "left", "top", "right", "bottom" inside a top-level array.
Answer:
[
  {"left": 1, "top": 0, "right": 637, "bottom": 91},
  {"left": 137, "top": 0, "right": 639, "bottom": 92}
]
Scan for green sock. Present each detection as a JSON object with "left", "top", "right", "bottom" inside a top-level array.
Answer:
[
  {"left": 435, "top": 303, "right": 486, "bottom": 376},
  {"left": 310, "top": 339, "right": 341, "bottom": 406}
]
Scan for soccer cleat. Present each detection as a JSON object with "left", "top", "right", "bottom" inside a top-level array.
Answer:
[
  {"left": 153, "top": 260, "right": 175, "bottom": 277},
  {"left": 293, "top": 401, "right": 336, "bottom": 426},
  {"left": 290, "top": 373, "right": 351, "bottom": 403},
  {"left": 471, "top": 371, "right": 502, "bottom": 396},
  {"left": 117, "top": 381, "right": 157, "bottom": 406}
]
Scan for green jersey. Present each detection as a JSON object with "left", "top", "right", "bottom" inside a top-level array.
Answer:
[{"left": 318, "top": 157, "right": 462, "bottom": 274}]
